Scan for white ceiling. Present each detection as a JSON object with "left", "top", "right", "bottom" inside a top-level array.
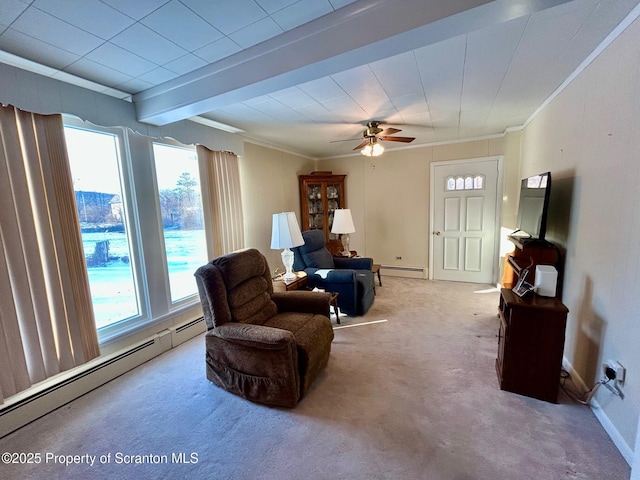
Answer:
[{"left": 1, "top": 0, "right": 639, "bottom": 158}]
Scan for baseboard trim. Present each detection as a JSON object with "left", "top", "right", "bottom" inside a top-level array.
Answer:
[
  {"left": 590, "top": 399, "right": 634, "bottom": 466},
  {"left": 563, "top": 356, "right": 634, "bottom": 465}
]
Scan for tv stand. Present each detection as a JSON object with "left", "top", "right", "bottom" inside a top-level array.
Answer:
[{"left": 502, "top": 235, "right": 560, "bottom": 288}]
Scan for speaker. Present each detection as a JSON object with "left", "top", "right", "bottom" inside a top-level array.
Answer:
[{"left": 534, "top": 265, "right": 557, "bottom": 297}]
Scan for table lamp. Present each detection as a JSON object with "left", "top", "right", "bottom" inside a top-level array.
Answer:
[
  {"left": 331, "top": 208, "right": 355, "bottom": 256},
  {"left": 271, "top": 212, "right": 304, "bottom": 281}
]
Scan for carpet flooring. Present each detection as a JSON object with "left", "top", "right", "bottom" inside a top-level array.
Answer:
[{"left": 0, "top": 277, "right": 630, "bottom": 479}]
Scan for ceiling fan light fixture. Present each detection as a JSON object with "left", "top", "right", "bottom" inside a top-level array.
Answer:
[{"left": 361, "top": 138, "right": 384, "bottom": 157}]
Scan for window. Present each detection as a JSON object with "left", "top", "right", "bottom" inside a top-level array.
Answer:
[
  {"left": 63, "top": 120, "right": 213, "bottom": 342},
  {"left": 64, "top": 126, "right": 139, "bottom": 329},
  {"left": 446, "top": 174, "right": 485, "bottom": 191},
  {"left": 153, "top": 143, "right": 207, "bottom": 303}
]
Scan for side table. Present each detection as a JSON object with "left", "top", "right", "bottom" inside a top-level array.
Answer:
[
  {"left": 273, "top": 271, "right": 307, "bottom": 292},
  {"left": 372, "top": 264, "right": 381, "bottom": 287},
  {"left": 273, "top": 272, "right": 340, "bottom": 323},
  {"left": 309, "top": 288, "right": 340, "bottom": 324},
  {"left": 328, "top": 292, "right": 340, "bottom": 324}
]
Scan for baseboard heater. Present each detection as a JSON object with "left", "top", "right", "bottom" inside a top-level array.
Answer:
[
  {"left": 0, "top": 316, "right": 205, "bottom": 438},
  {"left": 176, "top": 317, "right": 203, "bottom": 332},
  {"left": 380, "top": 265, "right": 424, "bottom": 273},
  {"left": 380, "top": 265, "right": 426, "bottom": 279}
]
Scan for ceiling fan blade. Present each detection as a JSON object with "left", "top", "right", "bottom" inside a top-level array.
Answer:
[
  {"left": 379, "top": 136, "right": 415, "bottom": 143},
  {"left": 378, "top": 128, "right": 401, "bottom": 136},
  {"left": 352, "top": 140, "right": 369, "bottom": 150}
]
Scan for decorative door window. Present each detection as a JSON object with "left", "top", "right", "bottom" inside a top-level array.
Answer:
[{"left": 446, "top": 174, "right": 485, "bottom": 191}]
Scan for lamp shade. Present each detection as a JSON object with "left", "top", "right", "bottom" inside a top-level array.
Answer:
[
  {"left": 331, "top": 209, "right": 355, "bottom": 234},
  {"left": 271, "top": 212, "right": 304, "bottom": 249}
]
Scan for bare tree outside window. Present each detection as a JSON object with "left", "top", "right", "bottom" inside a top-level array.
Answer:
[{"left": 153, "top": 143, "right": 207, "bottom": 302}]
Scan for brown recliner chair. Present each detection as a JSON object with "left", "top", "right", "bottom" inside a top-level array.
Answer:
[{"left": 194, "top": 248, "right": 334, "bottom": 407}]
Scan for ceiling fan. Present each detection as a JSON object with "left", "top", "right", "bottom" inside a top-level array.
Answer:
[{"left": 332, "top": 121, "right": 416, "bottom": 156}]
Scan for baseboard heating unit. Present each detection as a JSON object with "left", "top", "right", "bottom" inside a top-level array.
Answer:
[
  {"left": 380, "top": 265, "right": 426, "bottom": 279},
  {"left": 172, "top": 316, "right": 206, "bottom": 345},
  {"left": 0, "top": 317, "right": 206, "bottom": 438}
]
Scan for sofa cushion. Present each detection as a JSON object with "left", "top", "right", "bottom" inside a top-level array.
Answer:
[
  {"left": 227, "top": 276, "right": 277, "bottom": 324},
  {"left": 303, "top": 248, "right": 335, "bottom": 269},
  {"left": 205, "top": 327, "right": 299, "bottom": 407},
  {"left": 355, "top": 270, "right": 375, "bottom": 296},
  {"left": 214, "top": 248, "right": 268, "bottom": 290},
  {"left": 355, "top": 270, "right": 375, "bottom": 315},
  {"left": 293, "top": 230, "right": 336, "bottom": 270},
  {"left": 212, "top": 250, "right": 278, "bottom": 324},
  {"left": 264, "top": 312, "right": 334, "bottom": 396}
]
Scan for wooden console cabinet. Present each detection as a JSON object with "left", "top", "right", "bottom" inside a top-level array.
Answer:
[
  {"left": 496, "top": 288, "right": 568, "bottom": 403},
  {"left": 502, "top": 235, "right": 560, "bottom": 288},
  {"left": 299, "top": 172, "right": 346, "bottom": 255}
]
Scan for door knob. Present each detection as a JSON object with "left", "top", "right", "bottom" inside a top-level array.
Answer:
[{"left": 433, "top": 231, "right": 441, "bottom": 236}]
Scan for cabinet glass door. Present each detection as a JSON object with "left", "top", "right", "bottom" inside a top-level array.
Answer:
[
  {"left": 327, "top": 182, "right": 341, "bottom": 240},
  {"left": 306, "top": 183, "right": 324, "bottom": 230}
]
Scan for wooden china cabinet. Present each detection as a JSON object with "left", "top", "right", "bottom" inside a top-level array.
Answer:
[{"left": 299, "top": 172, "right": 346, "bottom": 255}]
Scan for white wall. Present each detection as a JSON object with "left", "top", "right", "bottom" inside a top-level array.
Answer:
[
  {"left": 521, "top": 15, "right": 640, "bottom": 461},
  {"left": 634, "top": 423, "right": 640, "bottom": 480},
  {"left": 238, "top": 142, "right": 315, "bottom": 272}
]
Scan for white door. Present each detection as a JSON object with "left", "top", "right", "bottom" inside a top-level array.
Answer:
[{"left": 430, "top": 158, "right": 500, "bottom": 283}]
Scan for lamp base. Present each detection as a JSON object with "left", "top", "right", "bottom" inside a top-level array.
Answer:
[
  {"left": 340, "top": 233, "right": 350, "bottom": 257},
  {"left": 281, "top": 248, "right": 297, "bottom": 282}
]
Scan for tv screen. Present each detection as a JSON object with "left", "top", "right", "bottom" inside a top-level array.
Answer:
[{"left": 515, "top": 172, "right": 551, "bottom": 240}]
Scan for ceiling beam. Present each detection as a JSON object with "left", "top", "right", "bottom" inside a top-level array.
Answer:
[{"left": 134, "top": 0, "right": 572, "bottom": 126}]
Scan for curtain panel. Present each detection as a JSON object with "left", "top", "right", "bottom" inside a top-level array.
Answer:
[
  {"left": 196, "top": 146, "right": 245, "bottom": 257},
  {"left": 0, "top": 105, "right": 100, "bottom": 403}
]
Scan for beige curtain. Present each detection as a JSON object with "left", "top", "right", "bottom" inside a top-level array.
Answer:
[
  {"left": 0, "top": 105, "right": 99, "bottom": 402},
  {"left": 196, "top": 146, "right": 244, "bottom": 257}
]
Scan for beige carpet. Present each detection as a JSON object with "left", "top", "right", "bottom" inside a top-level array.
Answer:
[{"left": 0, "top": 277, "right": 630, "bottom": 479}]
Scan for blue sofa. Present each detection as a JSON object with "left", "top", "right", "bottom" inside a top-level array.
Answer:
[{"left": 292, "top": 230, "right": 375, "bottom": 316}]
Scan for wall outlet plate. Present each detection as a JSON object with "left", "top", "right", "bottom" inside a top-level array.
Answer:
[{"left": 603, "top": 360, "right": 625, "bottom": 385}]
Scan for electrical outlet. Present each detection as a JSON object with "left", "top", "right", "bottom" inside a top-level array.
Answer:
[
  {"left": 603, "top": 360, "right": 626, "bottom": 385},
  {"left": 396, "top": 256, "right": 402, "bottom": 260},
  {"left": 614, "top": 361, "right": 626, "bottom": 385}
]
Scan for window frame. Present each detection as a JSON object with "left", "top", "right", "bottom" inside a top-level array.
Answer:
[
  {"left": 151, "top": 139, "right": 208, "bottom": 308},
  {"left": 63, "top": 116, "right": 207, "bottom": 345},
  {"left": 64, "top": 118, "right": 151, "bottom": 339}
]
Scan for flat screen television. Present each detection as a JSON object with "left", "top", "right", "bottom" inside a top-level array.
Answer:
[{"left": 513, "top": 172, "right": 551, "bottom": 240}]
